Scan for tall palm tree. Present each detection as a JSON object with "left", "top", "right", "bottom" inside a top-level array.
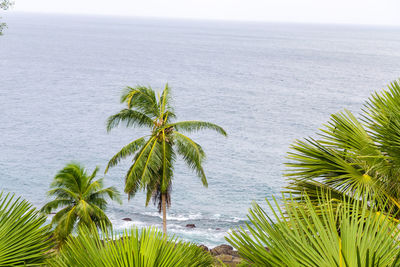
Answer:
[
  {"left": 41, "top": 162, "right": 122, "bottom": 245},
  {"left": 105, "top": 84, "right": 227, "bottom": 233},
  {"left": 285, "top": 80, "right": 400, "bottom": 215}
]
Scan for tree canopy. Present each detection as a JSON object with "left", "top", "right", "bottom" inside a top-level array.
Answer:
[{"left": 106, "top": 84, "right": 227, "bottom": 233}]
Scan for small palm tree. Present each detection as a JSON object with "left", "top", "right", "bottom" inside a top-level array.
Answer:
[
  {"left": 285, "top": 80, "right": 400, "bottom": 216},
  {"left": 49, "top": 225, "right": 213, "bottom": 267},
  {"left": 106, "top": 84, "right": 227, "bottom": 233},
  {"left": 41, "top": 162, "right": 121, "bottom": 245}
]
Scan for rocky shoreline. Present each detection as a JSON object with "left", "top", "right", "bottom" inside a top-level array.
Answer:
[{"left": 199, "top": 244, "right": 241, "bottom": 266}]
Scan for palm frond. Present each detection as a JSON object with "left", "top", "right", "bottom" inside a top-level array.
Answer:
[
  {"left": 363, "top": 80, "right": 400, "bottom": 163},
  {"left": 87, "top": 187, "right": 122, "bottom": 205},
  {"left": 286, "top": 81, "right": 400, "bottom": 217},
  {"left": 0, "top": 192, "right": 53, "bottom": 266},
  {"left": 227, "top": 193, "right": 400, "bottom": 267},
  {"left": 50, "top": 224, "right": 213, "bottom": 267},
  {"left": 173, "top": 131, "right": 207, "bottom": 186},
  {"left": 286, "top": 137, "right": 377, "bottom": 195},
  {"left": 121, "top": 86, "right": 159, "bottom": 117},
  {"left": 41, "top": 198, "right": 73, "bottom": 214},
  {"left": 159, "top": 84, "right": 174, "bottom": 118},
  {"left": 161, "top": 130, "right": 175, "bottom": 192},
  {"left": 123, "top": 136, "right": 161, "bottom": 196},
  {"left": 51, "top": 163, "right": 85, "bottom": 193},
  {"left": 106, "top": 109, "right": 154, "bottom": 132},
  {"left": 105, "top": 137, "right": 146, "bottom": 173},
  {"left": 46, "top": 188, "right": 79, "bottom": 200},
  {"left": 168, "top": 120, "right": 227, "bottom": 136}
]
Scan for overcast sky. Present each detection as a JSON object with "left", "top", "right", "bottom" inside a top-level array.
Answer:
[{"left": 9, "top": 0, "right": 400, "bottom": 26}]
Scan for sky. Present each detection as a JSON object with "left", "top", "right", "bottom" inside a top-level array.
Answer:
[{"left": 7, "top": 0, "right": 400, "bottom": 26}]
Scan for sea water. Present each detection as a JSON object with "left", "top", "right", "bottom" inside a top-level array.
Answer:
[{"left": 1, "top": 13, "right": 399, "bottom": 247}]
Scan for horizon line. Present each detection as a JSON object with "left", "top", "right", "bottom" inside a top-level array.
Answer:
[{"left": 6, "top": 10, "right": 400, "bottom": 28}]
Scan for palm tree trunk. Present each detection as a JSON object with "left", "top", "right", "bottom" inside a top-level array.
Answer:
[{"left": 162, "top": 193, "right": 167, "bottom": 234}]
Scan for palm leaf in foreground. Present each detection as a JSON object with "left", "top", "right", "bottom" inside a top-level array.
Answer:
[
  {"left": 286, "top": 80, "right": 400, "bottom": 216},
  {"left": 50, "top": 225, "right": 213, "bottom": 267},
  {"left": 226, "top": 193, "right": 400, "bottom": 267},
  {"left": 0, "top": 192, "right": 53, "bottom": 266}
]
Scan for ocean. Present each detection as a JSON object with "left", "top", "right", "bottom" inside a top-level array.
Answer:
[{"left": 0, "top": 13, "right": 399, "bottom": 247}]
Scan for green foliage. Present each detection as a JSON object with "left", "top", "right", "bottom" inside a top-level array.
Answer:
[
  {"left": 286, "top": 80, "right": 400, "bottom": 215},
  {"left": 49, "top": 225, "right": 214, "bottom": 267},
  {"left": 0, "top": 0, "right": 13, "bottom": 35},
  {"left": 226, "top": 193, "right": 400, "bottom": 267},
  {"left": 41, "top": 162, "right": 122, "bottom": 245},
  {"left": 0, "top": 192, "right": 53, "bottom": 266},
  {"left": 106, "top": 84, "right": 226, "bottom": 230}
]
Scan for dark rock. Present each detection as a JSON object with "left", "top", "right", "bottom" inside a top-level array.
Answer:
[
  {"left": 198, "top": 244, "right": 209, "bottom": 252},
  {"left": 211, "top": 244, "right": 234, "bottom": 256},
  {"left": 186, "top": 223, "right": 196, "bottom": 228},
  {"left": 122, "top": 218, "right": 132, "bottom": 221},
  {"left": 215, "top": 227, "right": 221, "bottom": 230}
]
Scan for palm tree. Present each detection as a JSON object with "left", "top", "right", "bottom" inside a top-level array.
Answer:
[
  {"left": 49, "top": 224, "right": 213, "bottom": 267},
  {"left": 285, "top": 80, "right": 400, "bottom": 216},
  {"left": 0, "top": 192, "right": 53, "bottom": 266},
  {"left": 227, "top": 193, "right": 400, "bottom": 266},
  {"left": 105, "top": 84, "right": 227, "bottom": 233},
  {"left": 41, "top": 162, "right": 122, "bottom": 245}
]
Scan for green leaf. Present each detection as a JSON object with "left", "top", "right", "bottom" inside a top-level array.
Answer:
[
  {"left": 49, "top": 224, "right": 213, "bottom": 267},
  {"left": 226, "top": 193, "right": 400, "bottom": 267},
  {"left": 0, "top": 192, "right": 53, "bottom": 265}
]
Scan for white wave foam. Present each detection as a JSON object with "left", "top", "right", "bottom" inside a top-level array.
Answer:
[{"left": 143, "top": 211, "right": 203, "bottom": 221}]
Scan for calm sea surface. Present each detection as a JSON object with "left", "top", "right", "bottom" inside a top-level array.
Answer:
[{"left": 1, "top": 13, "right": 399, "bottom": 247}]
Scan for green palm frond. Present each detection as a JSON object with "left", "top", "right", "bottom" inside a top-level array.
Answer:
[
  {"left": 284, "top": 179, "right": 351, "bottom": 202},
  {"left": 41, "top": 198, "right": 73, "bottom": 213},
  {"left": 106, "top": 109, "right": 154, "bottom": 132},
  {"left": 49, "top": 225, "right": 213, "bottom": 267},
  {"left": 286, "top": 80, "right": 400, "bottom": 217},
  {"left": 121, "top": 86, "right": 159, "bottom": 117},
  {"left": 47, "top": 187, "right": 79, "bottom": 200},
  {"left": 286, "top": 137, "right": 375, "bottom": 194},
  {"left": 173, "top": 131, "right": 207, "bottom": 186},
  {"left": 159, "top": 84, "right": 172, "bottom": 114},
  {"left": 0, "top": 192, "right": 53, "bottom": 266},
  {"left": 123, "top": 136, "right": 160, "bottom": 196},
  {"left": 160, "top": 130, "right": 175, "bottom": 192},
  {"left": 168, "top": 120, "right": 227, "bottom": 136},
  {"left": 88, "top": 187, "right": 123, "bottom": 205},
  {"left": 105, "top": 137, "right": 146, "bottom": 173},
  {"left": 226, "top": 193, "right": 400, "bottom": 267},
  {"left": 364, "top": 80, "right": 400, "bottom": 162}
]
